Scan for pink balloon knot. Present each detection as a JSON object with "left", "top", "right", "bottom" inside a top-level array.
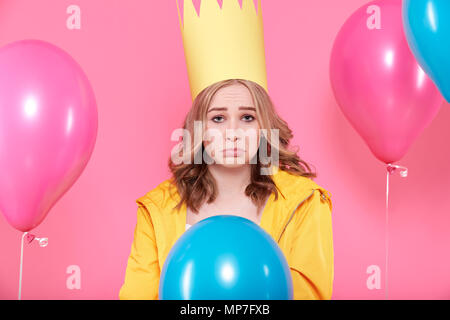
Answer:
[
  {"left": 387, "top": 164, "right": 396, "bottom": 175},
  {"left": 386, "top": 164, "right": 408, "bottom": 177},
  {"left": 25, "top": 233, "right": 35, "bottom": 244}
]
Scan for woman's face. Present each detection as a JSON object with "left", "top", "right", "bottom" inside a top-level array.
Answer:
[{"left": 203, "top": 83, "right": 261, "bottom": 167}]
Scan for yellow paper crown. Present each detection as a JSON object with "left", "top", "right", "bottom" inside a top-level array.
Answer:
[{"left": 176, "top": 0, "right": 268, "bottom": 101}]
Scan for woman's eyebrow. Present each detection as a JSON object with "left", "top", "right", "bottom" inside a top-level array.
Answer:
[{"left": 207, "top": 106, "right": 256, "bottom": 113}]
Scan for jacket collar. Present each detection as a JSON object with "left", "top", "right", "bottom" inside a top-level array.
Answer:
[
  {"left": 137, "top": 165, "right": 332, "bottom": 223},
  {"left": 136, "top": 165, "right": 332, "bottom": 268}
]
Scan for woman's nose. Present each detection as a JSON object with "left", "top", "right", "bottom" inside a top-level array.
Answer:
[
  {"left": 224, "top": 117, "right": 246, "bottom": 143},
  {"left": 226, "top": 134, "right": 239, "bottom": 142},
  {"left": 227, "top": 117, "right": 239, "bottom": 130},
  {"left": 225, "top": 128, "right": 240, "bottom": 143}
]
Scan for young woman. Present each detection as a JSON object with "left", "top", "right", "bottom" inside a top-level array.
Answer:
[{"left": 119, "top": 79, "right": 334, "bottom": 300}]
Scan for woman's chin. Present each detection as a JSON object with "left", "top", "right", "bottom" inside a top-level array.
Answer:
[{"left": 213, "top": 155, "right": 248, "bottom": 167}]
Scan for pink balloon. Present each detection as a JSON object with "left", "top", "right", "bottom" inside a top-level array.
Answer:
[
  {"left": 330, "top": 0, "right": 443, "bottom": 164},
  {"left": 0, "top": 40, "right": 98, "bottom": 232}
]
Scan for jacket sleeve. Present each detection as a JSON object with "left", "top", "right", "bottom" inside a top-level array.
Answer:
[
  {"left": 289, "top": 189, "right": 334, "bottom": 300},
  {"left": 119, "top": 205, "right": 160, "bottom": 300}
]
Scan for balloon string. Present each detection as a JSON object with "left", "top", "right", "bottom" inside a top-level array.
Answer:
[
  {"left": 18, "top": 232, "right": 27, "bottom": 300},
  {"left": 17, "top": 232, "right": 49, "bottom": 300},
  {"left": 385, "top": 163, "right": 408, "bottom": 300},
  {"left": 385, "top": 169, "right": 389, "bottom": 300}
]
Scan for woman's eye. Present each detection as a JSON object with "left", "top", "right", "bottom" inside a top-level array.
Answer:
[
  {"left": 212, "top": 115, "right": 224, "bottom": 123},
  {"left": 242, "top": 115, "right": 255, "bottom": 122}
]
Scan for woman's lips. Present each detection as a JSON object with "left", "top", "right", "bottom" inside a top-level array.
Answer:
[{"left": 222, "top": 148, "right": 244, "bottom": 157}]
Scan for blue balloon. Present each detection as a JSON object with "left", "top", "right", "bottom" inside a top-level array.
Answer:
[
  {"left": 403, "top": 0, "right": 450, "bottom": 102},
  {"left": 159, "top": 215, "right": 293, "bottom": 300}
]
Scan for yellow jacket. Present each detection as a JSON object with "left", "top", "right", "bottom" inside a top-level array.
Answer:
[{"left": 119, "top": 168, "right": 334, "bottom": 300}]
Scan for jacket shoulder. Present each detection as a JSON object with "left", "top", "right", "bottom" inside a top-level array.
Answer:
[
  {"left": 135, "top": 178, "right": 179, "bottom": 209},
  {"left": 275, "top": 169, "right": 333, "bottom": 211}
]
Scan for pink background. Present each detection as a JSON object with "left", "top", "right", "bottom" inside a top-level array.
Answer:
[{"left": 1, "top": 0, "right": 450, "bottom": 299}]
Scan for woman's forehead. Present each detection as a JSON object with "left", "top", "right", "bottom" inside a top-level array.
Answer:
[{"left": 210, "top": 85, "right": 254, "bottom": 108}]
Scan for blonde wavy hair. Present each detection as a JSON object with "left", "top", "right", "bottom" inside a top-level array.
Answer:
[{"left": 168, "top": 79, "right": 317, "bottom": 213}]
